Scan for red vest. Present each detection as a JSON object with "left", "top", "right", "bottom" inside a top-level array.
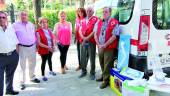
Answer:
[
  {"left": 85, "top": 16, "right": 98, "bottom": 44},
  {"left": 36, "top": 28, "right": 54, "bottom": 55},
  {"left": 97, "top": 18, "right": 119, "bottom": 50},
  {"left": 75, "top": 18, "right": 81, "bottom": 42},
  {"left": 79, "top": 18, "right": 87, "bottom": 43}
]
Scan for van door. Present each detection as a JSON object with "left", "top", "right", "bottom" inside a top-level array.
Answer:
[{"left": 148, "top": 0, "right": 170, "bottom": 70}]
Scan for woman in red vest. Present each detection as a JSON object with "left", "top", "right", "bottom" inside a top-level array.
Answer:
[
  {"left": 36, "top": 17, "right": 56, "bottom": 81},
  {"left": 74, "top": 8, "right": 87, "bottom": 71}
]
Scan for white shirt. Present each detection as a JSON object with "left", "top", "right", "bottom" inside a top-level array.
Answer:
[
  {"left": 43, "top": 29, "right": 52, "bottom": 47},
  {"left": 0, "top": 25, "right": 19, "bottom": 53}
]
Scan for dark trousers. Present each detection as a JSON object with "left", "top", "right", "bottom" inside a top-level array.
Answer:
[
  {"left": 76, "top": 41, "right": 81, "bottom": 67},
  {"left": 58, "top": 43, "right": 69, "bottom": 68},
  {"left": 40, "top": 52, "right": 53, "bottom": 76},
  {"left": 98, "top": 48, "right": 117, "bottom": 82},
  {"left": 81, "top": 42, "right": 96, "bottom": 75},
  {"left": 0, "top": 50, "right": 19, "bottom": 96}
]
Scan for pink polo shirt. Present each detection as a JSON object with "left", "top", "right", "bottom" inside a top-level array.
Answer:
[
  {"left": 13, "top": 21, "right": 36, "bottom": 45},
  {"left": 54, "top": 22, "right": 72, "bottom": 45}
]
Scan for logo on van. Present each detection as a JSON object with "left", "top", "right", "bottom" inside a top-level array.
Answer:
[{"left": 165, "top": 34, "right": 170, "bottom": 40}]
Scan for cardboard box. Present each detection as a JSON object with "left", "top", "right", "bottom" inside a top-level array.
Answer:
[{"left": 110, "top": 68, "right": 133, "bottom": 96}]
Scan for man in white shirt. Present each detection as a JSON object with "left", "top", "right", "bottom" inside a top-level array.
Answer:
[{"left": 0, "top": 11, "right": 19, "bottom": 95}]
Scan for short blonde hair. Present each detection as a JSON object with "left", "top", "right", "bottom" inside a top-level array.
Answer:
[
  {"left": 58, "top": 10, "right": 66, "bottom": 19},
  {"left": 38, "top": 17, "right": 48, "bottom": 25}
]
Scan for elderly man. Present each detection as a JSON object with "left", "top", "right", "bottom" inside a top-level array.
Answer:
[
  {"left": 94, "top": 7, "right": 120, "bottom": 89},
  {"left": 0, "top": 11, "right": 19, "bottom": 95},
  {"left": 78, "top": 6, "right": 98, "bottom": 80},
  {"left": 13, "top": 11, "right": 40, "bottom": 90}
]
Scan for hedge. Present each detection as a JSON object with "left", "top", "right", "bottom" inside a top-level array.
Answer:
[{"left": 28, "top": 9, "right": 76, "bottom": 33}]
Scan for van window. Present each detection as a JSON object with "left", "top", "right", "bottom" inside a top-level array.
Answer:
[
  {"left": 153, "top": 0, "right": 170, "bottom": 29},
  {"left": 95, "top": 0, "right": 135, "bottom": 24},
  {"left": 115, "top": 0, "right": 135, "bottom": 24}
]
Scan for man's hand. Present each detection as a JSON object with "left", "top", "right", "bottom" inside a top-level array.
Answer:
[
  {"left": 99, "top": 44, "right": 107, "bottom": 49},
  {"left": 48, "top": 47, "right": 54, "bottom": 52},
  {"left": 83, "top": 37, "right": 88, "bottom": 41}
]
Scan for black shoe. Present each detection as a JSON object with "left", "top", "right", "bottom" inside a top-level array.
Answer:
[
  {"left": 20, "top": 84, "right": 26, "bottom": 90},
  {"left": 96, "top": 76, "right": 103, "bottom": 82},
  {"left": 31, "top": 78, "right": 40, "bottom": 83},
  {"left": 89, "top": 74, "right": 95, "bottom": 80},
  {"left": 78, "top": 72, "right": 87, "bottom": 78},
  {"left": 6, "top": 90, "right": 19, "bottom": 95},
  {"left": 100, "top": 81, "right": 109, "bottom": 89}
]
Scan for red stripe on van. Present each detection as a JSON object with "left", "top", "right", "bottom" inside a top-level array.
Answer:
[{"left": 131, "top": 39, "right": 138, "bottom": 46}]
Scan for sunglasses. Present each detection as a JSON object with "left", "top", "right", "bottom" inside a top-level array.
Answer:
[{"left": 0, "top": 16, "right": 6, "bottom": 19}]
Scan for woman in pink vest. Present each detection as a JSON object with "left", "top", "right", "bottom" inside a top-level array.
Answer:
[
  {"left": 54, "top": 11, "right": 72, "bottom": 74},
  {"left": 36, "top": 17, "right": 56, "bottom": 81},
  {"left": 74, "top": 8, "right": 87, "bottom": 71}
]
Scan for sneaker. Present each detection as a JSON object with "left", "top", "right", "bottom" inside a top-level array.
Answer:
[
  {"left": 42, "top": 76, "right": 48, "bottom": 81},
  {"left": 20, "top": 84, "right": 26, "bottom": 90},
  {"left": 96, "top": 76, "right": 103, "bottom": 82},
  {"left": 31, "top": 78, "right": 40, "bottom": 83},
  {"left": 78, "top": 72, "right": 87, "bottom": 78},
  {"left": 49, "top": 71, "right": 56, "bottom": 76},
  {"left": 89, "top": 74, "right": 95, "bottom": 80},
  {"left": 6, "top": 90, "right": 19, "bottom": 95},
  {"left": 100, "top": 81, "right": 109, "bottom": 89}
]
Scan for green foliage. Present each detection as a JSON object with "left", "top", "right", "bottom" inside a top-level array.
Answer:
[
  {"left": 12, "top": 0, "right": 27, "bottom": 11},
  {"left": 28, "top": 9, "right": 76, "bottom": 33}
]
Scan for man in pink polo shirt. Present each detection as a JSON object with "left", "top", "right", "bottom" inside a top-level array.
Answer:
[{"left": 13, "top": 11, "right": 40, "bottom": 90}]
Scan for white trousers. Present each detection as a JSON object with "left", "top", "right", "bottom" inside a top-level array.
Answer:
[{"left": 19, "top": 44, "right": 36, "bottom": 84}]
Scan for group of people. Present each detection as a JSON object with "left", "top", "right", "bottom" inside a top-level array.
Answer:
[
  {"left": 75, "top": 6, "right": 119, "bottom": 89},
  {"left": 0, "top": 6, "right": 120, "bottom": 96}
]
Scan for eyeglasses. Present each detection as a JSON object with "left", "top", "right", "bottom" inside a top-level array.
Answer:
[{"left": 0, "top": 16, "right": 6, "bottom": 19}]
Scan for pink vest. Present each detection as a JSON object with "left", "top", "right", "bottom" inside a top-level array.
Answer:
[
  {"left": 97, "top": 18, "right": 119, "bottom": 50},
  {"left": 57, "top": 22, "right": 72, "bottom": 45}
]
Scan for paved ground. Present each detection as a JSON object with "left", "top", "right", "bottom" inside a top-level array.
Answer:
[{"left": 9, "top": 44, "right": 116, "bottom": 96}]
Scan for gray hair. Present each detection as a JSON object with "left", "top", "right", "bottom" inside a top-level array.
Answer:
[
  {"left": 19, "top": 10, "right": 28, "bottom": 16},
  {"left": 86, "top": 6, "right": 94, "bottom": 12},
  {"left": 103, "top": 6, "right": 112, "bottom": 13},
  {"left": 0, "top": 11, "right": 7, "bottom": 17}
]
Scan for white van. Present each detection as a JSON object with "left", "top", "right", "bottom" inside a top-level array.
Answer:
[{"left": 95, "top": 0, "right": 170, "bottom": 76}]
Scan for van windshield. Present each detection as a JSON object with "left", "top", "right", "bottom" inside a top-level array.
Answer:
[
  {"left": 95, "top": 0, "right": 135, "bottom": 24},
  {"left": 153, "top": 0, "right": 170, "bottom": 29}
]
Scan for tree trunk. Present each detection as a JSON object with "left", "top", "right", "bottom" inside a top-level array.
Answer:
[
  {"left": 93, "top": 0, "right": 95, "bottom": 3},
  {"left": 69, "top": 0, "right": 72, "bottom": 6},
  {"left": 60, "top": 0, "right": 64, "bottom": 4},
  {"left": 80, "top": 0, "right": 85, "bottom": 8},
  {"left": 76, "top": 0, "right": 79, "bottom": 8},
  {"left": 33, "top": 0, "right": 41, "bottom": 28},
  {"left": 9, "top": 3, "right": 15, "bottom": 23}
]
